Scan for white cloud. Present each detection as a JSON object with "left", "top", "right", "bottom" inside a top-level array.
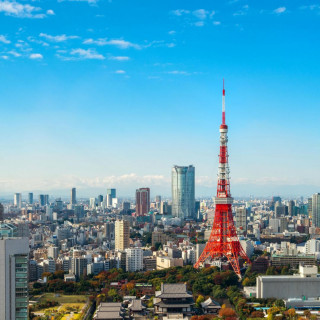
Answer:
[
  {"left": 109, "top": 56, "right": 130, "bottom": 61},
  {"left": 58, "top": 0, "right": 98, "bottom": 4},
  {"left": 29, "top": 53, "right": 43, "bottom": 59},
  {"left": 1, "top": 55, "right": 9, "bottom": 59},
  {"left": 46, "top": 9, "right": 55, "bottom": 15},
  {"left": 0, "top": 1, "right": 52, "bottom": 18},
  {"left": 193, "top": 9, "right": 208, "bottom": 20},
  {"left": 213, "top": 21, "right": 221, "bottom": 25},
  {"left": 40, "top": 33, "right": 78, "bottom": 42},
  {"left": 168, "top": 30, "right": 176, "bottom": 35},
  {"left": 194, "top": 21, "right": 204, "bottom": 27},
  {"left": 70, "top": 48, "right": 105, "bottom": 60},
  {"left": 274, "top": 7, "right": 286, "bottom": 14},
  {"left": 115, "top": 70, "right": 125, "bottom": 74},
  {"left": 171, "top": 9, "right": 190, "bottom": 16},
  {"left": 8, "top": 50, "right": 21, "bottom": 57},
  {"left": 0, "top": 35, "right": 10, "bottom": 44},
  {"left": 84, "top": 38, "right": 141, "bottom": 49},
  {"left": 167, "top": 70, "right": 190, "bottom": 75}
]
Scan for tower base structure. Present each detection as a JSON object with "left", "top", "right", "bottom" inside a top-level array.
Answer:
[{"left": 194, "top": 201, "right": 250, "bottom": 277}]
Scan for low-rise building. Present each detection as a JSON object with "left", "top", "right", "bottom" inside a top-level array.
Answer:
[{"left": 257, "top": 265, "right": 320, "bottom": 299}]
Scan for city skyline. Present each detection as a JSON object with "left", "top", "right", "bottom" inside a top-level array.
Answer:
[{"left": 1, "top": 0, "right": 320, "bottom": 197}]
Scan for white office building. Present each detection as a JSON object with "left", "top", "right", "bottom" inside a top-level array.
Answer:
[{"left": 0, "top": 237, "right": 29, "bottom": 320}]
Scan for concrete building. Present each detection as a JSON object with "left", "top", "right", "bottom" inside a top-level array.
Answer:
[
  {"left": 0, "top": 237, "right": 29, "bottom": 320},
  {"left": 235, "top": 207, "right": 247, "bottom": 232},
  {"left": 115, "top": 220, "right": 130, "bottom": 251},
  {"left": 135, "top": 188, "right": 150, "bottom": 216},
  {"left": 172, "top": 165, "right": 195, "bottom": 220},
  {"left": 156, "top": 256, "right": 183, "bottom": 270},
  {"left": 257, "top": 265, "right": 320, "bottom": 299},
  {"left": 71, "top": 257, "right": 88, "bottom": 280},
  {"left": 125, "top": 248, "right": 143, "bottom": 272},
  {"left": 271, "top": 253, "right": 316, "bottom": 267}
]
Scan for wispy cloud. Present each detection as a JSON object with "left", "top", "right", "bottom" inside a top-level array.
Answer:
[
  {"left": 70, "top": 48, "right": 104, "bottom": 60},
  {"left": 57, "top": 0, "right": 98, "bottom": 4},
  {"left": 109, "top": 56, "right": 130, "bottom": 61},
  {"left": 167, "top": 70, "right": 190, "bottom": 75},
  {"left": 0, "top": 35, "right": 10, "bottom": 44},
  {"left": 115, "top": 70, "right": 126, "bottom": 74},
  {"left": 171, "top": 9, "right": 190, "bottom": 16},
  {"left": 40, "top": 33, "right": 79, "bottom": 42},
  {"left": 84, "top": 38, "right": 141, "bottom": 49},
  {"left": 193, "top": 9, "right": 209, "bottom": 20},
  {"left": 273, "top": 7, "right": 286, "bottom": 14},
  {"left": 29, "top": 53, "right": 43, "bottom": 59},
  {"left": 8, "top": 50, "right": 21, "bottom": 57},
  {"left": 233, "top": 5, "right": 249, "bottom": 16},
  {"left": 171, "top": 8, "right": 216, "bottom": 27},
  {"left": 0, "top": 1, "right": 53, "bottom": 18}
]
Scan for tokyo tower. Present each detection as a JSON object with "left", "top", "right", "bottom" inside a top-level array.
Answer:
[{"left": 194, "top": 81, "right": 250, "bottom": 277}]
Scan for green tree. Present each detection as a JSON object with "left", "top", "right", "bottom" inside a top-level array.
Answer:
[{"left": 196, "top": 295, "right": 205, "bottom": 308}]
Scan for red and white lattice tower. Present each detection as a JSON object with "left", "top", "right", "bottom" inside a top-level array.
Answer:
[{"left": 194, "top": 81, "right": 250, "bottom": 277}]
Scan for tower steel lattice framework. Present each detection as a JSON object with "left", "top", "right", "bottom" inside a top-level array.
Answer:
[{"left": 194, "top": 81, "right": 250, "bottom": 277}]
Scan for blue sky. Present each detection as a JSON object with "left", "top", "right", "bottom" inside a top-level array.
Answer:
[{"left": 0, "top": 0, "right": 320, "bottom": 198}]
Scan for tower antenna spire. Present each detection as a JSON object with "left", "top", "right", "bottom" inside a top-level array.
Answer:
[{"left": 222, "top": 79, "right": 226, "bottom": 125}]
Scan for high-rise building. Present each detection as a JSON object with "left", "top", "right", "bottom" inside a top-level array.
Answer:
[
  {"left": 71, "top": 188, "right": 76, "bottom": 205},
  {"left": 28, "top": 193, "right": 33, "bottom": 205},
  {"left": 14, "top": 193, "right": 22, "bottom": 208},
  {"left": 136, "top": 188, "right": 150, "bottom": 216},
  {"left": 38, "top": 194, "right": 49, "bottom": 206},
  {"left": 74, "top": 205, "right": 84, "bottom": 222},
  {"left": 115, "top": 220, "right": 130, "bottom": 251},
  {"left": 97, "top": 195, "right": 103, "bottom": 206},
  {"left": 71, "top": 257, "right": 87, "bottom": 280},
  {"left": 0, "top": 203, "right": 4, "bottom": 221},
  {"left": 105, "top": 189, "right": 116, "bottom": 207},
  {"left": 288, "top": 200, "right": 294, "bottom": 216},
  {"left": 171, "top": 165, "right": 195, "bottom": 220},
  {"left": 0, "top": 237, "right": 29, "bottom": 320},
  {"left": 106, "top": 194, "right": 113, "bottom": 207},
  {"left": 312, "top": 193, "right": 320, "bottom": 228},
  {"left": 308, "top": 197, "right": 313, "bottom": 218},
  {"left": 125, "top": 248, "right": 143, "bottom": 272},
  {"left": 235, "top": 207, "right": 247, "bottom": 232},
  {"left": 122, "top": 202, "right": 130, "bottom": 214},
  {"left": 104, "top": 222, "right": 115, "bottom": 242}
]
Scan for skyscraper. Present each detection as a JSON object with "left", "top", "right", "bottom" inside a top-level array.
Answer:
[
  {"left": 39, "top": 194, "right": 45, "bottom": 206},
  {"left": 115, "top": 220, "right": 130, "bottom": 251},
  {"left": 136, "top": 188, "right": 150, "bottom": 216},
  {"left": 0, "top": 203, "right": 4, "bottom": 221},
  {"left": 0, "top": 237, "right": 29, "bottom": 320},
  {"left": 106, "top": 189, "right": 116, "bottom": 207},
  {"left": 14, "top": 193, "right": 22, "bottom": 209},
  {"left": 312, "top": 193, "right": 320, "bottom": 228},
  {"left": 171, "top": 165, "right": 195, "bottom": 220},
  {"left": 71, "top": 188, "right": 76, "bottom": 205},
  {"left": 28, "top": 193, "right": 33, "bottom": 205}
]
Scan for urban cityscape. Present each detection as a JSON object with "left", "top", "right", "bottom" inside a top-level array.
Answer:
[{"left": 1, "top": 1, "right": 320, "bottom": 320}]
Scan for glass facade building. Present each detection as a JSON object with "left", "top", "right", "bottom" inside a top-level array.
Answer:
[{"left": 171, "top": 165, "right": 195, "bottom": 220}]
